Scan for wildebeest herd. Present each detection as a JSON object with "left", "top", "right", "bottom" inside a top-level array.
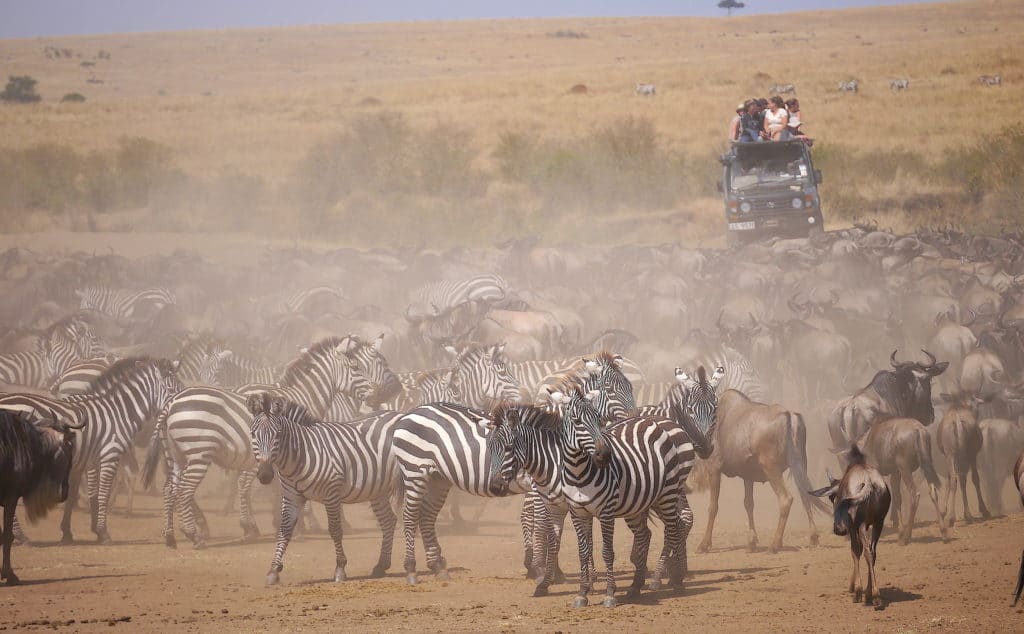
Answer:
[{"left": 1, "top": 224, "right": 1024, "bottom": 609}]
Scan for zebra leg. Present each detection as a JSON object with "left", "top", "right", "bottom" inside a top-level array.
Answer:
[
  {"left": 220, "top": 472, "right": 238, "bottom": 515},
  {"left": 569, "top": 512, "right": 595, "bottom": 608},
  {"left": 161, "top": 465, "right": 179, "bottom": 548},
  {"left": 599, "top": 516, "right": 617, "bottom": 607},
  {"left": 677, "top": 488, "right": 694, "bottom": 582},
  {"left": 369, "top": 496, "right": 397, "bottom": 578},
  {"left": 324, "top": 497, "right": 348, "bottom": 582},
  {"left": 266, "top": 487, "right": 304, "bottom": 586},
  {"left": 86, "top": 467, "right": 100, "bottom": 535},
  {"left": 238, "top": 470, "right": 259, "bottom": 540},
  {"left": 402, "top": 474, "right": 428, "bottom": 585},
  {"left": 175, "top": 460, "right": 212, "bottom": 548},
  {"left": 10, "top": 515, "right": 28, "bottom": 546},
  {"left": 531, "top": 497, "right": 557, "bottom": 596},
  {"left": 60, "top": 470, "right": 83, "bottom": 544},
  {"left": 420, "top": 482, "right": 452, "bottom": 579},
  {"left": 624, "top": 514, "right": 651, "bottom": 601},
  {"left": 520, "top": 492, "right": 536, "bottom": 578},
  {"left": 93, "top": 459, "right": 119, "bottom": 544},
  {"left": 549, "top": 504, "right": 569, "bottom": 585},
  {"left": 193, "top": 499, "right": 210, "bottom": 540}
]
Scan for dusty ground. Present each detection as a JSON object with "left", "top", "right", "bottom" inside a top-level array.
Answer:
[{"left": 3, "top": 475, "right": 1022, "bottom": 633}]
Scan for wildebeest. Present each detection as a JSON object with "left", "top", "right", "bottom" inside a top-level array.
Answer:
[
  {"left": 0, "top": 410, "right": 81, "bottom": 585},
  {"left": 936, "top": 395, "right": 991, "bottom": 524},
  {"left": 1013, "top": 450, "right": 1024, "bottom": 606},
  {"left": 694, "top": 389, "right": 827, "bottom": 554},
  {"left": 838, "top": 79, "right": 859, "bottom": 93},
  {"left": 811, "top": 445, "right": 891, "bottom": 607},
  {"left": 851, "top": 416, "right": 948, "bottom": 544},
  {"left": 634, "top": 83, "right": 656, "bottom": 96},
  {"left": 890, "top": 78, "right": 910, "bottom": 92},
  {"left": 569, "top": 83, "right": 588, "bottom": 94},
  {"left": 828, "top": 350, "right": 948, "bottom": 453}
]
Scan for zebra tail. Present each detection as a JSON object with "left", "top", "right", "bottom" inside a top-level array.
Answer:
[
  {"left": 786, "top": 413, "right": 829, "bottom": 515},
  {"left": 142, "top": 407, "right": 167, "bottom": 490}
]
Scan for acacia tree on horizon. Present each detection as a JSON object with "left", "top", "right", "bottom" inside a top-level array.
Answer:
[{"left": 718, "top": 0, "right": 746, "bottom": 16}]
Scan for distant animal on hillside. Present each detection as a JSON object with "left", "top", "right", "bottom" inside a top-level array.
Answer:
[
  {"left": 838, "top": 80, "right": 859, "bottom": 93},
  {"left": 569, "top": 84, "right": 588, "bottom": 94},
  {"left": 811, "top": 446, "right": 891, "bottom": 608},
  {"left": 978, "top": 74, "right": 1002, "bottom": 87},
  {"left": 890, "top": 78, "right": 910, "bottom": 92},
  {"left": 635, "top": 83, "right": 656, "bottom": 96},
  {"left": 769, "top": 83, "right": 796, "bottom": 95}
]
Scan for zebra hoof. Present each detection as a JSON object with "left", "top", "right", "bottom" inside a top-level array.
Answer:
[
  {"left": 266, "top": 571, "right": 280, "bottom": 586},
  {"left": 436, "top": 569, "right": 450, "bottom": 581},
  {"left": 533, "top": 585, "right": 549, "bottom": 598},
  {"left": 572, "top": 596, "right": 588, "bottom": 608},
  {"left": 96, "top": 531, "right": 113, "bottom": 546},
  {"left": 648, "top": 578, "right": 662, "bottom": 591},
  {"left": 553, "top": 569, "right": 567, "bottom": 585},
  {"left": 370, "top": 565, "right": 388, "bottom": 578},
  {"left": 165, "top": 535, "right": 177, "bottom": 549},
  {"left": 406, "top": 574, "right": 418, "bottom": 586},
  {"left": 60, "top": 534, "right": 74, "bottom": 545},
  {"left": 3, "top": 572, "right": 20, "bottom": 586},
  {"left": 809, "top": 533, "right": 820, "bottom": 547},
  {"left": 334, "top": 567, "right": 347, "bottom": 582},
  {"left": 696, "top": 542, "right": 711, "bottom": 554},
  {"left": 193, "top": 540, "right": 207, "bottom": 550},
  {"left": 602, "top": 596, "right": 618, "bottom": 608}
]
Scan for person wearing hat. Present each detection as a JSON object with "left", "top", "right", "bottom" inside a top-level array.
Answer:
[{"left": 728, "top": 101, "right": 746, "bottom": 141}]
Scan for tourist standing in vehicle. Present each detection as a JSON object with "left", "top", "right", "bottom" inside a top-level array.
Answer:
[
  {"left": 728, "top": 102, "right": 746, "bottom": 141},
  {"left": 763, "top": 96, "right": 789, "bottom": 141},
  {"left": 739, "top": 100, "right": 766, "bottom": 142}
]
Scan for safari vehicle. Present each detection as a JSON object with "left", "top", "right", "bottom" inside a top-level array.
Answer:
[{"left": 718, "top": 140, "right": 823, "bottom": 247}]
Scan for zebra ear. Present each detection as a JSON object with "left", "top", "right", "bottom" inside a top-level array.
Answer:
[
  {"left": 547, "top": 389, "right": 566, "bottom": 404},
  {"left": 709, "top": 366, "right": 726, "bottom": 388},
  {"left": 170, "top": 359, "right": 181, "bottom": 374},
  {"left": 584, "top": 389, "right": 600, "bottom": 402},
  {"left": 612, "top": 354, "right": 624, "bottom": 368},
  {"left": 582, "top": 358, "right": 599, "bottom": 375},
  {"left": 299, "top": 346, "right": 309, "bottom": 355},
  {"left": 246, "top": 393, "right": 266, "bottom": 416},
  {"left": 443, "top": 345, "right": 458, "bottom": 356},
  {"left": 269, "top": 397, "right": 285, "bottom": 415},
  {"left": 372, "top": 333, "right": 385, "bottom": 351},
  {"left": 217, "top": 349, "right": 233, "bottom": 360}
]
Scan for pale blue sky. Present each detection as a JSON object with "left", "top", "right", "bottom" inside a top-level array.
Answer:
[{"left": 1, "top": 1, "right": 937, "bottom": 38}]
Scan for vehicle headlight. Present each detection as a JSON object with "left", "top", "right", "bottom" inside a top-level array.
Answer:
[
  {"left": 792, "top": 197, "right": 803, "bottom": 209},
  {"left": 739, "top": 202, "right": 752, "bottom": 213}
]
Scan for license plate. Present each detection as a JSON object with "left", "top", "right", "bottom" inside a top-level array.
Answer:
[{"left": 729, "top": 221, "right": 755, "bottom": 230}]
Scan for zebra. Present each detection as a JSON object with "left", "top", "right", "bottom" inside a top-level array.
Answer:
[
  {"left": 406, "top": 275, "right": 508, "bottom": 321},
  {"left": 979, "top": 74, "right": 1002, "bottom": 87},
  {"left": 218, "top": 349, "right": 283, "bottom": 387},
  {"left": 633, "top": 344, "right": 765, "bottom": 409},
  {"left": 890, "top": 78, "right": 910, "bottom": 92},
  {"left": 0, "top": 315, "right": 100, "bottom": 389},
  {"left": 838, "top": 80, "right": 859, "bottom": 93},
  {"left": 247, "top": 393, "right": 403, "bottom": 585},
  {"left": 769, "top": 83, "right": 797, "bottom": 95},
  {"left": 0, "top": 357, "right": 182, "bottom": 544},
  {"left": 324, "top": 334, "right": 402, "bottom": 419},
  {"left": 75, "top": 287, "right": 176, "bottom": 322},
  {"left": 142, "top": 336, "right": 373, "bottom": 548},
  {"left": 510, "top": 355, "right": 645, "bottom": 399},
  {"left": 635, "top": 83, "right": 656, "bottom": 96},
  {"left": 490, "top": 366, "right": 720, "bottom": 607}
]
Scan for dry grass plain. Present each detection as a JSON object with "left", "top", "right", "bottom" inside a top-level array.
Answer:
[{"left": 1, "top": 1, "right": 1023, "bottom": 244}]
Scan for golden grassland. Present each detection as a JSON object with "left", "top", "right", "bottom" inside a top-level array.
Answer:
[{"left": 1, "top": 0, "right": 1023, "bottom": 245}]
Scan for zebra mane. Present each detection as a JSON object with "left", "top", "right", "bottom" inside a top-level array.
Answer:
[
  {"left": 489, "top": 402, "right": 561, "bottom": 432},
  {"left": 278, "top": 398, "right": 322, "bottom": 426},
  {"left": 89, "top": 357, "right": 162, "bottom": 394},
  {"left": 279, "top": 336, "right": 348, "bottom": 386},
  {"left": 592, "top": 350, "right": 620, "bottom": 367},
  {"left": 412, "top": 367, "right": 452, "bottom": 388},
  {"left": 43, "top": 313, "right": 87, "bottom": 339}
]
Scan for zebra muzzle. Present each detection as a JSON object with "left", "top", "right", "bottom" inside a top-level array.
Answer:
[{"left": 257, "top": 462, "right": 275, "bottom": 485}]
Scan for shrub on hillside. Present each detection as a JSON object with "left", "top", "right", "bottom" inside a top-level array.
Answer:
[
  {"left": 61, "top": 92, "right": 86, "bottom": 103},
  {"left": 1, "top": 75, "right": 41, "bottom": 103}
]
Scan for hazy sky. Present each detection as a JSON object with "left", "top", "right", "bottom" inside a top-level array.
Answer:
[{"left": 2, "top": 1, "right": 936, "bottom": 39}]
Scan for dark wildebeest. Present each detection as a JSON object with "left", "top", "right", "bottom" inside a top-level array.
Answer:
[
  {"left": 851, "top": 417, "right": 948, "bottom": 544},
  {"left": 0, "top": 410, "right": 81, "bottom": 585},
  {"left": 694, "top": 389, "right": 828, "bottom": 553},
  {"left": 828, "top": 350, "right": 949, "bottom": 455},
  {"left": 1013, "top": 450, "right": 1024, "bottom": 606},
  {"left": 936, "top": 394, "right": 991, "bottom": 524},
  {"left": 811, "top": 445, "right": 891, "bottom": 607}
]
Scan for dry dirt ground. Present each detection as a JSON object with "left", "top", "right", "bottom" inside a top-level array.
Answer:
[{"left": 3, "top": 475, "right": 1023, "bottom": 633}]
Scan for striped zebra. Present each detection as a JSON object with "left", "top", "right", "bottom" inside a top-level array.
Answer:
[
  {"left": 635, "top": 83, "right": 656, "bottom": 96},
  {"left": 324, "top": 334, "right": 402, "bottom": 419},
  {"left": 838, "top": 80, "right": 859, "bottom": 93},
  {"left": 142, "top": 337, "right": 372, "bottom": 548},
  {"left": 979, "top": 74, "right": 1002, "bottom": 87},
  {"left": 247, "top": 393, "right": 403, "bottom": 585},
  {"left": 0, "top": 357, "right": 182, "bottom": 543},
  {"left": 218, "top": 349, "right": 283, "bottom": 387},
  {"left": 75, "top": 287, "right": 176, "bottom": 321},
  {"left": 406, "top": 275, "right": 508, "bottom": 319},
  {"left": 890, "top": 78, "right": 910, "bottom": 92},
  {"left": 0, "top": 315, "right": 100, "bottom": 389},
  {"left": 633, "top": 344, "right": 765, "bottom": 408},
  {"left": 490, "top": 367, "right": 720, "bottom": 607},
  {"left": 511, "top": 355, "right": 645, "bottom": 400}
]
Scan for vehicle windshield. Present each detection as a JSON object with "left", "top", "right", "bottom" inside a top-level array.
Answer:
[{"left": 729, "top": 144, "right": 811, "bottom": 191}]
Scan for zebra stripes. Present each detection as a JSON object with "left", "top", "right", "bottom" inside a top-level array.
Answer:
[
  {"left": 890, "top": 78, "right": 910, "bottom": 92},
  {"left": 0, "top": 315, "right": 99, "bottom": 389},
  {"left": 247, "top": 394, "right": 402, "bottom": 584},
  {"left": 143, "top": 337, "right": 372, "bottom": 548},
  {"left": 838, "top": 80, "right": 859, "bottom": 93},
  {"left": 75, "top": 287, "right": 176, "bottom": 321},
  {"left": 634, "top": 344, "right": 764, "bottom": 408},
  {"left": 510, "top": 355, "right": 645, "bottom": 400},
  {"left": 0, "top": 357, "right": 182, "bottom": 543},
  {"left": 406, "top": 274, "right": 508, "bottom": 319}
]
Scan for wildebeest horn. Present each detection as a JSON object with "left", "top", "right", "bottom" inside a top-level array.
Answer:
[
  {"left": 890, "top": 349, "right": 900, "bottom": 368},
  {"left": 920, "top": 349, "right": 937, "bottom": 367},
  {"left": 962, "top": 306, "right": 977, "bottom": 327}
]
